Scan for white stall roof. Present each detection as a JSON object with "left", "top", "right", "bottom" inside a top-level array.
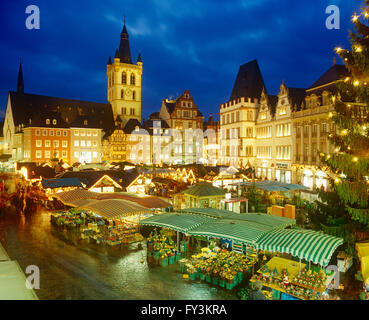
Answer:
[
  {"left": 0, "top": 261, "right": 38, "bottom": 300},
  {"left": 0, "top": 243, "right": 10, "bottom": 262}
]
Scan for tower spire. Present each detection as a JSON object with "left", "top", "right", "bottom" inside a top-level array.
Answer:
[
  {"left": 115, "top": 17, "right": 132, "bottom": 64},
  {"left": 17, "top": 58, "right": 24, "bottom": 94}
]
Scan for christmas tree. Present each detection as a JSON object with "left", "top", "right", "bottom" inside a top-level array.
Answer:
[{"left": 320, "top": 0, "right": 369, "bottom": 255}]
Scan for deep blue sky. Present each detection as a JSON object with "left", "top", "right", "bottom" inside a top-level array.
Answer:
[{"left": 0, "top": 0, "right": 364, "bottom": 121}]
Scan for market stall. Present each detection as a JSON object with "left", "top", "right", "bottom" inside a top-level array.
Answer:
[
  {"left": 250, "top": 256, "right": 336, "bottom": 300},
  {"left": 356, "top": 242, "right": 369, "bottom": 300},
  {"left": 146, "top": 229, "right": 181, "bottom": 266},
  {"left": 182, "top": 247, "right": 258, "bottom": 290}
]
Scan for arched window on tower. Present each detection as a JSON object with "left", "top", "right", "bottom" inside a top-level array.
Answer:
[
  {"left": 130, "top": 74, "right": 135, "bottom": 85},
  {"left": 121, "top": 89, "right": 124, "bottom": 99},
  {"left": 132, "top": 90, "right": 136, "bottom": 100},
  {"left": 122, "top": 72, "right": 127, "bottom": 84}
]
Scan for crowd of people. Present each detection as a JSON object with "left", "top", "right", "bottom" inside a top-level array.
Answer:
[{"left": 0, "top": 173, "right": 49, "bottom": 216}]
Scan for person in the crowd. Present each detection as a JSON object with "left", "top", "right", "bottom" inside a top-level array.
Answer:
[{"left": 248, "top": 281, "right": 267, "bottom": 300}]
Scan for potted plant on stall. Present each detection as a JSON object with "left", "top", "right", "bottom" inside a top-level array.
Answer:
[
  {"left": 206, "top": 266, "right": 212, "bottom": 283},
  {"left": 219, "top": 270, "right": 226, "bottom": 288}
]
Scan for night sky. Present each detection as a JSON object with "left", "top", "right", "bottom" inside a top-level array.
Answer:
[{"left": 0, "top": 0, "right": 364, "bottom": 121}]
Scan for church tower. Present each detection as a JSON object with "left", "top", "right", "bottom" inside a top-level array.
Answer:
[{"left": 107, "top": 19, "right": 142, "bottom": 126}]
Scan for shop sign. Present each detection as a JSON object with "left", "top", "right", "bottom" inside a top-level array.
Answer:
[{"left": 276, "top": 163, "right": 289, "bottom": 169}]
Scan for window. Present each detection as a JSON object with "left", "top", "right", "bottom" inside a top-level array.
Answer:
[
  {"left": 62, "top": 151, "right": 67, "bottom": 158},
  {"left": 130, "top": 74, "right": 135, "bottom": 85},
  {"left": 80, "top": 140, "right": 85, "bottom": 147},
  {"left": 36, "top": 150, "right": 42, "bottom": 159},
  {"left": 36, "top": 140, "right": 42, "bottom": 147},
  {"left": 43, "top": 130, "right": 47, "bottom": 136},
  {"left": 236, "top": 111, "right": 240, "bottom": 122},
  {"left": 74, "top": 130, "right": 79, "bottom": 136},
  {"left": 74, "top": 151, "right": 79, "bottom": 158},
  {"left": 80, "top": 130, "right": 85, "bottom": 136},
  {"left": 93, "top": 141, "right": 98, "bottom": 147},
  {"left": 121, "top": 89, "right": 124, "bottom": 99},
  {"left": 87, "top": 140, "right": 91, "bottom": 147},
  {"left": 36, "top": 130, "right": 40, "bottom": 136},
  {"left": 54, "top": 150, "right": 59, "bottom": 158},
  {"left": 62, "top": 140, "right": 68, "bottom": 148},
  {"left": 63, "top": 130, "right": 67, "bottom": 136},
  {"left": 56, "top": 130, "right": 61, "bottom": 136},
  {"left": 87, "top": 130, "right": 91, "bottom": 136},
  {"left": 53, "top": 140, "right": 59, "bottom": 148},
  {"left": 46, "top": 119, "right": 50, "bottom": 125},
  {"left": 45, "top": 151, "right": 51, "bottom": 159},
  {"left": 84, "top": 120, "right": 88, "bottom": 126},
  {"left": 231, "top": 113, "right": 235, "bottom": 123},
  {"left": 74, "top": 140, "right": 79, "bottom": 147},
  {"left": 53, "top": 119, "right": 57, "bottom": 125},
  {"left": 122, "top": 72, "right": 127, "bottom": 84},
  {"left": 93, "top": 131, "right": 98, "bottom": 137},
  {"left": 93, "top": 152, "right": 98, "bottom": 158},
  {"left": 45, "top": 140, "right": 51, "bottom": 148},
  {"left": 50, "top": 130, "right": 54, "bottom": 136},
  {"left": 279, "top": 106, "right": 287, "bottom": 116},
  {"left": 260, "top": 112, "right": 267, "bottom": 120},
  {"left": 132, "top": 91, "right": 136, "bottom": 100}
]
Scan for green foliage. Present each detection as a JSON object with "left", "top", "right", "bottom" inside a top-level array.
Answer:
[{"left": 245, "top": 184, "right": 264, "bottom": 213}]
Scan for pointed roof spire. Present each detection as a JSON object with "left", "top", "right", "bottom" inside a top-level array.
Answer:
[
  {"left": 107, "top": 56, "right": 112, "bottom": 65},
  {"left": 137, "top": 51, "right": 142, "bottom": 63},
  {"left": 17, "top": 58, "right": 24, "bottom": 94},
  {"left": 115, "top": 17, "right": 132, "bottom": 64}
]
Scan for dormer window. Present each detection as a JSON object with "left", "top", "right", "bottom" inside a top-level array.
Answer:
[
  {"left": 53, "top": 119, "right": 57, "bottom": 125},
  {"left": 279, "top": 106, "right": 287, "bottom": 116},
  {"left": 29, "top": 119, "right": 32, "bottom": 125},
  {"left": 84, "top": 120, "right": 88, "bottom": 125},
  {"left": 46, "top": 119, "right": 50, "bottom": 125}
]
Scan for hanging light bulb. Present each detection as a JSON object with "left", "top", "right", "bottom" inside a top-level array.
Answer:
[
  {"left": 342, "top": 129, "right": 348, "bottom": 136},
  {"left": 335, "top": 178, "right": 341, "bottom": 184},
  {"left": 353, "top": 157, "right": 359, "bottom": 162},
  {"left": 335, "top": 147, "right": 340, "bottom": 152},
  {"left": 345, "top": 77, "right": 351, "bottom": 82},
  {"left": 335, "top": 47, "right": 343, "bottom": 53},
  {"left": 354, "top": 80, "right": 360, "bottom": 86},
  {"left": 356, "top": 46, "right": 363, "bottom": 53},
  {"left": 348, "top": 146, "right": 351, "bottom": 150},
  {"left": 352, "top": 14, "right": 358, "bottom": 22},
  {"left": 328, "top": 112, "right": 333, "bottom": 118}
]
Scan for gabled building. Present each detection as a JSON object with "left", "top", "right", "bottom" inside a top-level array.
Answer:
[
  {"left": 219, "top": 60, "right": 266, "bottom": 167},
  {"left": 158, "top": 90, "right": 204, "bottom": 164},
  {"left": 70, "top": 115, "right": 102, "bottom": 164},
  {"left": 255, "top": 82, "right": 305, "bottom": 183},
  {"left": 292, "top": 62, "right": 350, "bottom": 190},
  {"left": 2, "top": 60, "right": 114, "bottom": 163}
]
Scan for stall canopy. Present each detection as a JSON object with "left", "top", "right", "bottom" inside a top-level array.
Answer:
[
  {"left": 139, "top": 213, "right": 212, "bottom": 233},
  {"left": 177, "top": 208, "right": 295, "bottom": 229},
  {"left": 177, "top": 208, "right": 237, "bottom": 219},
  {"left": 53, "top": 189, "right": 172, "bottom": 209},
  {"left": 232, "top": 181, "right": 310, "bottom": 192},
  {"left": 187, "top": 219, "right": 276, "bottom": 246},
  {"left": 257, "top": 228, "right": 344, "bottom": 267},
  {"left": 42, "top": 178, "right": 84, "bottom": 189},
  {"left": 78, "top": 199, "right": 149, "bottom": 219}
]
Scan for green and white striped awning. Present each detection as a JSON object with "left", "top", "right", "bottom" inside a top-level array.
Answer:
[
  {"left": 257, "top": 228, "right": 344, "bottom": 266},
  {"left": 188, "top": 219, "right": 275, "bottom": 246},
  {"left": 177, "top": 209, "right": 295, "bottom": 229},
  {"left": 177, "top": 208, "right": 235, "bottom": 219},
  {"left": 139, "top": 213, "right": 212, "bottom": 233}
]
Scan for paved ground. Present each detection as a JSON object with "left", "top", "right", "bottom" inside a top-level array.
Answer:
[{"left": 0, "top": 210, "right": 238, "bottom": 300}]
